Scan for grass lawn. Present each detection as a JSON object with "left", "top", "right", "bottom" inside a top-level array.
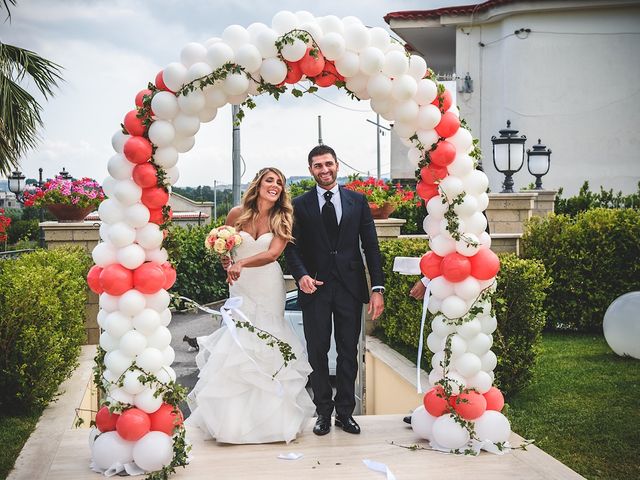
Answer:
[
  {"left": 0, "top": 409, "right": 43, "bottom": 479},
  {"left": 506, "top": 332, "right": 640, "bottom": 480}
]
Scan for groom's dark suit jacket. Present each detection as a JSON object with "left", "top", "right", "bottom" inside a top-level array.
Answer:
[{"left": 285, "top": 186, "right": 384, "bottom": 304}]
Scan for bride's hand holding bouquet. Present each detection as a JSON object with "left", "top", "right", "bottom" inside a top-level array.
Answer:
[{"left": 205, "top": 226, "right": 243, "bottom": 282}]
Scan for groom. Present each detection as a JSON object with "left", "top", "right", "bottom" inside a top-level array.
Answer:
[{"left": 285, "top": 145, "right": 385, "bottom": 436}]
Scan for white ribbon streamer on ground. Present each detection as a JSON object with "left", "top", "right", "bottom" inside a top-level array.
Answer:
[{"left": 363, "top": 459, "right": 397, "bottom": 480}]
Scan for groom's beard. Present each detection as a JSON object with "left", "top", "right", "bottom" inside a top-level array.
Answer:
[{"left": 313, "top": 172, "right": 336, "bottom": 188}]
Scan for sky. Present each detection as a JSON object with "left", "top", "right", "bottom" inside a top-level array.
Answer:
[{"left": 2, "top": 0, "right": 478, "bottom": 187}]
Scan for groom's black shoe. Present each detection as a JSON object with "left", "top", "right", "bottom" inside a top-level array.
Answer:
[
  {"left": 335, "top": 415, "right": 360, "bottom": 434},
  {"left": 313, "top": 415, "right": 331, "bottom": 436}
]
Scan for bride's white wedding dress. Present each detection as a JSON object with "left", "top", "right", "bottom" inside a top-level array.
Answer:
[{"left": 186, "top": 231, "right": 315, "bottom": 444}]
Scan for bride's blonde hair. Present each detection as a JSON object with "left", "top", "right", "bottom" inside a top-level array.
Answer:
[{"left": 234, "top": 167, "right": 294, "bottom": 242}]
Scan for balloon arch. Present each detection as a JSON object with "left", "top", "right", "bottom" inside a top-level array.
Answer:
[{"left": 86, "top": 10, "right": 508, "bottom": 477}]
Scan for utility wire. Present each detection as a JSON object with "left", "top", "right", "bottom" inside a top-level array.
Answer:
[{"left": 295, "top": 83, "right": 371, "bottom": 112}]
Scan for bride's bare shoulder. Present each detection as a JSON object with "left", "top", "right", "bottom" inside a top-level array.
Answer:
[{"left": 225, "top": 206, "right": 243, "bottom": 226}]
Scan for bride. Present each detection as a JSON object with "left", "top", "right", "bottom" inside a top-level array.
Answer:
[{"left": 186, "top": 167, "right": 315, "bottom": 444}]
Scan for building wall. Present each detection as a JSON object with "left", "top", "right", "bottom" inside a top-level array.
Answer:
[{"left": 455, "top": 4, "right": 640, "bottom": 195}]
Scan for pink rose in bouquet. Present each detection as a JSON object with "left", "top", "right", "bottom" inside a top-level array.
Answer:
[{"left": 205, "top": 225, "right": 243, "bottom": 259}]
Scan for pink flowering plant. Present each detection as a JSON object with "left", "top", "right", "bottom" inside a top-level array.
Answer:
[{"left": 22, "top": 176, "right": 105, "bottom": 209}]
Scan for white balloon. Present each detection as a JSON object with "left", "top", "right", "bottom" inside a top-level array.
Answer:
[
  {"left": 92, "top": 241, "right": 117, "bottom": 267},
  {"left": 206, "top": 42, "right": 234, "bottom": 69},
  {"left": 456, "top": 234, "right": 481, "bottom": 257},
  {"left": 428, "top": 369, "right": 443, "bottom": 387},
  {"left": 271, "top": 10, "right": 298, "bottom": 35},
  {"left": 205, "top": 87, "right": 228, "bottom": 108},
  {"left": 432, "top": 414, "right": 470, "bottom": 450},
  {"left": 119, "top": 290, "right": 147, "bottom": 317},
  {"left": 448, "top": 127, "right": 474, "bottom": 154},
  {"left": 116, "top": 243, "right": 146, "bottom": 270},
  {"left": 391, "top": 121, "right": 416, "bottom": 138},
  {"left": 454, "top": 277, "right": 482, "bottom": 302},
  {"left": 154, "top": 365, "right": 176, "bottom": 384},
  {"left": 440, "top": 217, "right": 465, "bottom": 241},
  {"left": 467, "top": 333, "right": 493, "bottom": 356},
  {"left": 151, "top": 91, "right": 179, "bottom": 120},
  {"left": 603, "top": 292, "right": 640, "bottom": 359},
  {"left": 108, "top": 222, "right": 136, "bottom": 248},
  {"left": 133, "top": 309, "right": 161, "bottom": 336},
  {"left": 102, "top": 176, "right": 117, "bottom": 198},
  {"left": 107, "top": 387, "right": 133, "bottom": 406},
  {"left": 391, "top": 74, "right": 417, "bottom": 101},
  {"left": 247, "top": 22, "right": 269, "bottom": 42},
  {"left": 99, "top": 331, "right": 119, "bottom": 352},
  {"left": 255, "top": 29, "right": 279, "bottom": 58},
  {"left": 468, "top": 370, "right": 493, "bottom": 394},
  {"left": 122, "top": 368, "right": 146, "bottom": 395},
  {"left": 162, "top": 62, "right": 188, "bottom": 92},
  {"left": 180, "top": 42, "right": 207, "bottom": 68},
  {"left": 359, "top": 47, "right": 384, "bottom": 75},
  {"left": 104, "top": 349, "right": 133, "bottom": 376},
  {"left": 153, "top": 146, "right": 179, "bottom": 169},
  {"left": 119, "top": 330, "right": 148, "bottom": 357},
  {"left": 162, "top": 345, "right": 175, "bottom": 365},
  {"left": 318, "top": 15, "right": 344, "bottom": 35},
  {"left": 235, "top": 44, "right": 262, "bottom": 73},
  {"left": 408, "top": 55, "right": 428, "bottom": 80},
  {"left": 136, "top": 347, "right": 164, "bottom": 372},
  {"left": 99, "top": 293, "right": 120, "bottom": 312},
  {"left": 132, "top": 431, "right": 173, "bottom": 471},
  {"left": 416, "top": 104, "right": 442, "bottom": 130},
  {"left": 393, "top": 100, "right": 419, "bottom": 123},
  {"left": 281, "top": 38, "right": 306, "bottom": 62},
  {"left": 426, "top": 332, "right": 443, "bottom": 354},
  {"left": 448, "top": 154, "right": 474, "bottom": 178},
  {"left": 92, "top": 431, "right": 134, "bottom": 470},
  {"left": 134, "top": 387, "right": 163, "bottom": 414},
  {"left": 429, "top": 235, "right": 456, "bottom": 257},
  {"left": 97, "top": 309, "right": 109, "bottom": 329},
  {"left": 452, "top": 194, "right": 478, "bottom": 217},
  {"left": 455, "top": 352, "right": 482, "bottom": 377},
  {"left": 369, "top": 27, "right": 391, "bottom": 51},
  {"left": 439, "top": 176, "right": 465, "bottom": 199},
  {"left": 478, "top": 231, "right": 492, "bottom": 251},
  {"left": 474, "top": 411, "right": 511, "bottom": 443},
  {"left": 145, "top": 290, "right": 171, "bottom": 312},
  {"left": 223, "top": 72, "right": 250, "bottom": 96},
  {"left": 415, "top": 79, "right": 438, "bottom": 105},
  {"left": 441, "top": 295, "right": 468, "bottom": 319},
  {"left": 105, "top": 312, "right": 133, "bottom": 339},
  {"left": 479, "top": 315, "right": 498, "bottom": 334},
  {"left": 185, "top": 61, "right": 212, "bottom": 83},
  {"left": 411, "top": 405, "right": 437, "bottom": 440},
  {"left": 462, "top": 170, "right": 489, "bottom": 195},
  {"left": 366, "top": 74, "right": 392, "bottom": 100},
  {"left": 383, "top": 50, "right": 408, "bottom": 77},
  {"left": 146, "top": 326, "right": 171, "bottom": 350},
  {"left": 480, "top": 350, "right": 498, "bottom": 371},
  {"left": 159, "top": 308, "right": 172, "bottom": 327},
  {"left": 427, "top": 296, "right": 442, "bottom": 315},
  {"left": 431, "top": 351, "right": 445, "bottom": 371},
  {"left": 463, "top": 212, "right": 488, "bottom": 236},
  {"left": 113, "top": 180, "right": 142, "bottom": 206},
  {"left": 107, "top": 154, "right": 134, "bottom": 181},
  {"left": 177, "top": 90, "right": 206, "bottom": 115},
  {"left": 430, "top": 276, "right": 455, "bottom": 299},
  {"left": 444, "top": 370, "right": 466, "bottom": 395},
  {"left": 173, "top": 113, "right": 200, "bottom": 137},
  {"left": 417, "top": 128, "right": 439, "bottom": 147},
  {"left": 259, "top": 57, "right": 287, "bottom": 85},
  {"left": 344, "top": 23, "right": 370, "bottom": 52},
  {"left": 426, "top": 197, "right": 447, "bottom": 218},
  {"left": 111, "top": 130, "right": 129, "bottom": 153},
  {"left": 173, "top": 135, "right": 195, "bottom": 153},
  {"left": 227, "top": 92, "right": 248, "bottom": 105},
  {"left": 145, "top": 247, "right": 169, "bottom": 264},
  {"left": 124, "top": 203, "right": 150, "bottom": 229},
  {"left": 318, "top": 32, "right": 345, "bottom": 61},
  {"left": 222, "top": 24, "right": 250, "bottom": 50},
  {"left": 136, "top": 224, "right": 163, "bottom": 249},
  {"left": 431, "top": 315, "right": 455, "bottom": 337},
  {"left": 475, "top": 192, "right": 489, "bottom": 211},
  {"left": 334, "top": 50, "right": 360, "bottom": 78},
  {"left": 166, "top": 166, "right": 180, "bottom": 186}
]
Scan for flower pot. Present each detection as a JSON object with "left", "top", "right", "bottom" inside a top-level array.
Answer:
[
  {"left": 46, "top": 204, "right": 94, "bottom": 222},
  {"left": 368, "top": 202, "right": 395, "bottom": 220}
]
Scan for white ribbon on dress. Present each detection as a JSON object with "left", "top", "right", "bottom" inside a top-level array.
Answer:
[
  {"left": 179, "top": 296, "right": 284, "bottom": 396},
  {"left": 416, "top": 281, "right": 431, "bottom": 394}
]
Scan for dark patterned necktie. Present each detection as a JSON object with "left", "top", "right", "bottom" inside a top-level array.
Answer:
[{"left": 322, "top": 190, "right": 339, "bottom": 246}]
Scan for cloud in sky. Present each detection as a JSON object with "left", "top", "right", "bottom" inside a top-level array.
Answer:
[{"left": 3, "top": 0, "right": 473, "bottom": 186}]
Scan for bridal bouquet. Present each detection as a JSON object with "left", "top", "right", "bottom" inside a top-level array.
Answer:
[{"left": 205, "top": 225, "right": 243, "bottom": 258}]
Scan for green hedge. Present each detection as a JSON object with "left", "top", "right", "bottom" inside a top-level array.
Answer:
[
  {"left": 164, "top": 221, "right": 228, "bottom": 305},
  {"left": 377, "top": 239, "right": 551, "bottom": 397},
  {"left": 522, "top": 208, "right": 640, "bottom": 332},
  {"left": 0, "top": 247, "right": 91, "bottom": 412}
]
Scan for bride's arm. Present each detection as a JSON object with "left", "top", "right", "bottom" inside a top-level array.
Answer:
[{"left": 234, "top": 236, "right": 287, "bottom": 268}]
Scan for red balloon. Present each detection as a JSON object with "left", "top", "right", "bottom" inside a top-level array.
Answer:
[
  {"left": 326, "top": 61, "right": 344, "bottom": 82},
  {"left": 435, "top": 111, "right": 460, "bottom": 138},
  {"left": 141, "top": 186, "right": 170, "bottom": 209},
  {"left": 419, "top": 251, "right": 443, "bottom": 279},
  {"left": 441, "top": 253, "right": 471, "bottom": 283},
  {"left": 123, "top": 110, "right": 146, "bottom": 137},
  {"left": 124, "top": 136, "right": 153, "bottom": 165},
  {"left": 470, "top": 248, "right": 500, "bottom": 280},
  {"left": 99, "top": 264, "right": 134, "bottom": 296},
  {"left": 420, "top": 163, "right": 448, "bottom": 185},
  {"left": 133, "top": 262, "right": 166, "bottom": 294},
  {"left": 298, "top": 47, "right": 325, "bottom": 77},
  {"left": 161, "top": 262, "right": 177, "bottom": 290},
  {"left": 416, "top": 181, "right": 438, "bottom": 201},
  {"left": 135, "top": 89, "right": 152, "bottom": 108},
  {"left": 116, "top": 408, "right": 151, "bottom": 441},
  {"left": 432, "top": 89, "right": 453, "bottom": 112},
  {"left": 314, "top": 70, "right": 336, "bottom": 88},
  {"left": 95, "top": 406, "right": 119, "bottom": 432},
  {"left": 132, "top": 163, "right": 158, "bottom": 189},
  {"left": 284, "top": 61, "right": 303, "bottom": 84},
  {"left": 155, "top": 71, "right": 172, "bottom": 92},
  {"left": 87, "top": 265, "right": 104, "bottom": 294},
  {"left": 484, "top": 387, "right": 505, "bottom": 411},
  {"left": 430, "top": 141, "right": 456, "bottom": 167},
  {"left": 149, "top": 403, "right": 183, "bottom": 435},
  {"left": 423, "top": 386, "right": 449, "bottom": 417},
  {"left": 451, "top": 390, "right": 487, "bottom": 420},
  {"left": 148, "top": 207, "right": 172, "bottom": 225}
]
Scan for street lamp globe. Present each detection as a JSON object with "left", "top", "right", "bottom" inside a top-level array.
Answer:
[
  {"left": 7, "top": 170, "right": 26, "bottom": 195},
  {"left": 491, "top": 120, "right": 526, "bottom": 193},
  {"left": 527, "top": 139, "right": 552, "bottom": 190}
]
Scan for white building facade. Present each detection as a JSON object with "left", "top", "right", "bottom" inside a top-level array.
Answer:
[{"left": 386, "top": 0, "right": 640, "bottom": 195}]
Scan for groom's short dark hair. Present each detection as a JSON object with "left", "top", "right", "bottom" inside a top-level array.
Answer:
[{"left": 308, "top": 145, "right": 337, "bottom": 166}]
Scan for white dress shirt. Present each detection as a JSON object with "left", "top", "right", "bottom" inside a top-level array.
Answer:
[{"left": 316, "top": 185, "right": 342, "bottom": 224}]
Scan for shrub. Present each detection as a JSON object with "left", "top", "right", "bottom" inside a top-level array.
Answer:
[
  {"left": 164, "top": 220, "right": 228, "bottom": 305},
  {"left": 376, "top": 239, "right": 551, "bottom": 396},
  {"left": 0, "top": 246, "right": 91, "bottom": 412},
  {"left": 7, "top": 219, "right": 39, "bottom": 245},
  {"left": 554, "top": 181, "right": 640, "bottom": 216},
  {"left": 522, "top": 208, "right": 640, "bottom": 332}
]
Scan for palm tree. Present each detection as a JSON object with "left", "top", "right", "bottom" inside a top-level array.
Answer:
[{"left": 1, "top": 0, "right": 63, "bottom": 175}]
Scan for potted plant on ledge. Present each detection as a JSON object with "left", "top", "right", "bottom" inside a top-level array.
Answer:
[
  {"left": 344, "top": 176, "right": 415, "bottom": 219},
  {"left": 23, "top": 176, "right": 105, "bottom": 222}
]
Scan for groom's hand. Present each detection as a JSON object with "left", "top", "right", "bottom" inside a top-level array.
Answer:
[
  {"left": 299, "top": 275, "right": 323, "bottom": 294},
  {"left": 368, "top": 292, "right": 384, "bottom": 320}
]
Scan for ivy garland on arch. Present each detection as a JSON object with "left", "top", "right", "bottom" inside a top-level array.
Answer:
[{"left": 87, "top": 11, "right": 510, "bottom": 479}]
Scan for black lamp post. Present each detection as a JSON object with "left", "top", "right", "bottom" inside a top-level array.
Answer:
[
  {"left": 527, "top": 139, "right": 552, "bottom": 190},
  {"left": 59, "top": 167, "right": 72, "bottom": 180},
  {"left": 491, "top": 120, "right": 527, "bottom": 193},
  {"left": 8, "top": 168, "right": 46, "bottom": 248}
]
